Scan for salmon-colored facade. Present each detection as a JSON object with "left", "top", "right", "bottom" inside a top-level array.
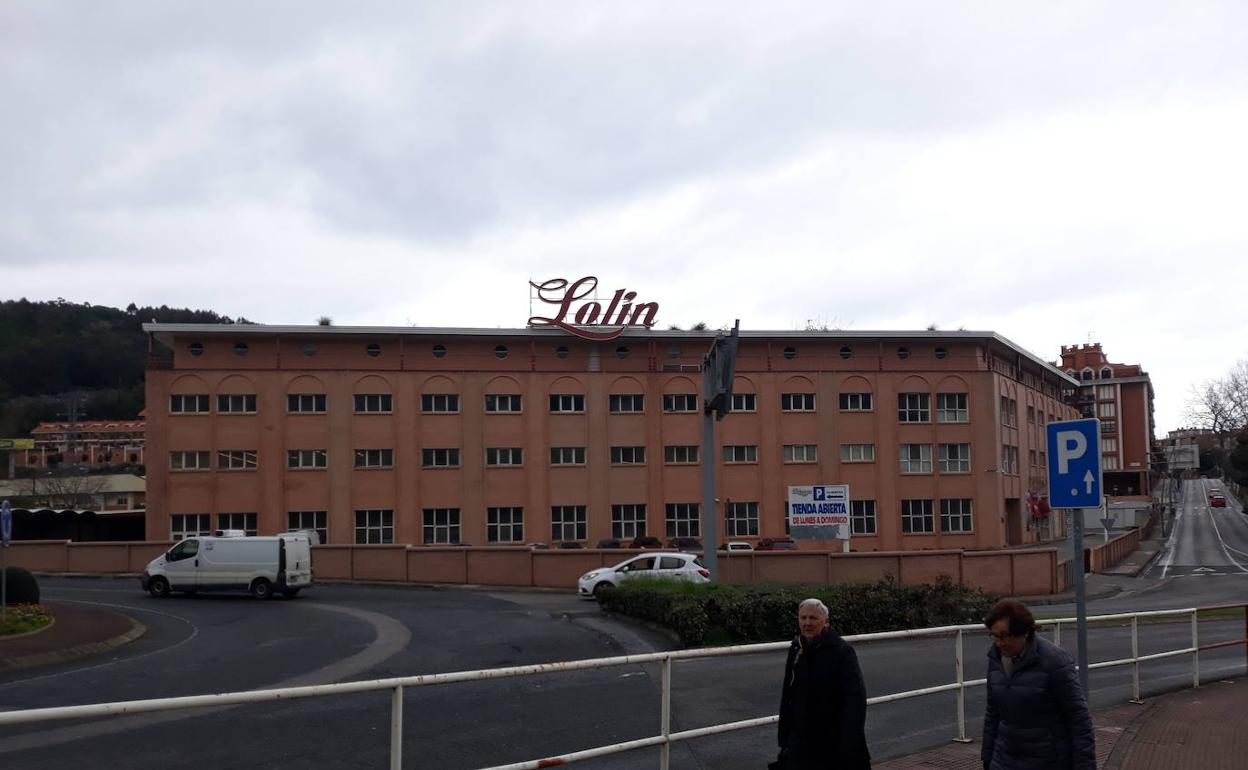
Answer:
[{"left": 142, "top": 325, "right": 1080, "bottom": 551}]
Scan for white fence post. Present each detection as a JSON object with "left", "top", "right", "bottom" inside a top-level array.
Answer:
[
  {"left": 391, "top": 684, "right": 404, "bottom": 770},
  {"left": 1130, "top": 616, "right": 1142, "bottom": 703},
  {"left": 1191, "top": 611, "right": 1200, "bottom": 688},
  {"left": 1054, "top": 620, "right": 1061, "bottom": 648},
  {"left": 953, "top": 629, "right": 971, "bottom": 743},
  {"left": 660, "top": 655, "right": 672, "bottom": 770}
]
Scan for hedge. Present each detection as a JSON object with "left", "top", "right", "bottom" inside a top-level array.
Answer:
[
  {"left": 596, "top": 575, "right": 997, "bottom": 646},
  {"left": 1, "top": 566, "right": 40, "bottom": 604}
]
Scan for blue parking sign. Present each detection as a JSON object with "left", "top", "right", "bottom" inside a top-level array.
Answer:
[{"left": 1045, "top": 419, "right": 1103, "bottom": 508}]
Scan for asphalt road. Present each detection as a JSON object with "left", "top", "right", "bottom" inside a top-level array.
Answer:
[{"left": 1, "top": 480, "right": 1245, "bottom": 769}]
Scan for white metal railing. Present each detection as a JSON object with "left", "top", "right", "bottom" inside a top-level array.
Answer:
[{"left": 1, "top": 605, "right": 1244, "bottom": 769}]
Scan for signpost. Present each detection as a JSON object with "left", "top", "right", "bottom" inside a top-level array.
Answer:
[
  {"left": 700, "top": 320, "right": 740, "bottom": 582},
  {"left": 1, "top": 499, "right": 11, "bottom": 619},
  {"left": 787, "top": 485, "right": 851, "bottom": 552},
  {"left": 1046, "top": 418, "right": 1103, "bottom": 695}
]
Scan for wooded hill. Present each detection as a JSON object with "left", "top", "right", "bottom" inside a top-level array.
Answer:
[{"left": 0, "top": 298, "right": 252, "bottom": 436}]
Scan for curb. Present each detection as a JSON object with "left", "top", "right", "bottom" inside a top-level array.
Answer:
[
  {"left": 1016, "top": 584, "right": 1124, "bottom": 606},
  {"left": 0, "top": 613, "right": 147, "bottom": 673}
]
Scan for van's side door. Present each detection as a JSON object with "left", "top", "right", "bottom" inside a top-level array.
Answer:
[{"left": 163, "top": 539, "right": 201, "bottom": 590}]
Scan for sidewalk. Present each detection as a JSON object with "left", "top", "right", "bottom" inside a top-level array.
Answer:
[
  {"left": 0, "top": 600, "right": 145, "bottom": 672},
  {"left": 876, "top": 677, "right": 1248, "bottom": 770}
]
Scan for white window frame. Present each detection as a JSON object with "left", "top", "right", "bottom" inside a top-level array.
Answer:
[
  {"left": 609, "top": 394, "right": 645, "bottom": 413},
  {"left": 851, "top": 500, "right": 876, "bottom": 535},
  {"left": 217, "top": 449, "right": 258, "bottom": 470},
  {"left": 664, "top": 445, "right": 700, "bottom": 464},
  {"left": 780, "top": 393, "right": 816, "bottom": 412},
  {"left": 421, "top": 508, "right": 459, "bottom": 544},
  {"left": 487, "top": 507, "right": 524, "bottom": 543},
  {"left": 355, "top": 509, "right": 395, "bottom": 544},
  {"left": 170, "top": 450, "right": 211, "bottom": 470},
  {"left": 730, "top": 393, "right": 756, "bottom": 412},
  {"left": 898, "top": 393, "right": 930, "bottom": 422},
  {"left": 287, "top": 393, "right": 327, "bottom": 414},
  {"left": 217, "top": 394, "right": 257, "bottom": 414},
  {"left": 611, "top": 504, "right": 647, "bottom": 539},
  {"left": 287, "top": 449, "right": 328, "bottom": 469},
  {"left": 170, "top": 394, "right": 210, "bottom": 414},
  {"left": 218, "top": 512, "right": 258, "bottom": 536},
  {"left": 551, "top": 505, "right": 587, "bottom": 542},
  {"left": 839, "top": 392, "right": 873, "bottom": 411},
  {"left": 724, "top": 501, "right": 759, "bottom": 537},
  {"left": 840, "top": 444, "right": 875, "bottom": 463},
  {"left": 1102, "top": 437, "right": 1118, "bottom": 453},
  {"left": 899, "top": 443, "right": 933, "bottom": 474},
  {"left": 663, "top": 394, "right": 698, "bottom": 413},
  {"left": 421, "top": 394, "right": 460, "bottom": 413},
  {"left": 288, "top": 510, "right": 328, "bottom": 544},
  {"left": 549, "top": 394, "right": 586, "bottom": 413},
  {"left": 354, "top": 394, "right": 393, "bottom": 414},
  {"left": 665, "top": 503, "right": 700, "bottom": 538},
  {"left": 486, "top": 447, "right": 523, "bottom": 466},
  {"left": 901, "top": 499, "right": 934, "bottom": 534},
  {"left": 421, "top": 448, "right": 460, "bottom": 468},
  {"left": 936, "top": 393, "right": 968, "bottom": 423},
  {"left": 938, "top": 443, "right": 970, "bottom": 473},
  {"left": 783, "top": 444, "right": 818, "bottom": 463},
  {"left": 171, "top": 513, "right": 211, "bottom": 541},
  {"left": 550, "top": 447, "right": 586, "bottom": 465},
  {"left": 723, "top": 445, "right": 758, "bottom": 464},
  {"left": 1103, "top": 454, "right": 1120, "bottom": 470},
  {"left": 485, "top": 394, "right": 523, "bottom": 413},
  {"left": 354, "top": 448, "right": 395, "bottom": 469},
  {"left": 940, "top": 499, "right": 974, "bottom": 533},
  {"left": 1098, "top": 402, "right": 1116, "bottom": 418},
  {"left": 610, "top": 446, "right": 646, "bottom": 465}
]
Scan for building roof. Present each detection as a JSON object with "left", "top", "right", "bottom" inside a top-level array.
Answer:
[
  {"left": 143, "top": 323, "right": 1079, "bottom": 385},
  {"left": 0, "top": 473, "right": 146, "bottom": 498},
  {"left": 31, "top": 420, "right": 145, "bottom": 435}
]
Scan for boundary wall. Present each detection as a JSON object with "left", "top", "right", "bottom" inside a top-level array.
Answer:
[{"left": 4, "top": 540, "right": 1065, "bottom": 594}]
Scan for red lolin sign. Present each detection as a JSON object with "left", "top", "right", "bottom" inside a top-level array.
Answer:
[{"left": 528, "top": 277, "right": 660, "bottom": 341}]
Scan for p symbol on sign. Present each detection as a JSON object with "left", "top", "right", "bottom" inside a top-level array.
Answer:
[{"left": 1056, "top": 430, "right": 1087, "bottom": 474}]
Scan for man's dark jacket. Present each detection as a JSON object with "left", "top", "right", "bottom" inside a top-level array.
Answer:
[
  {"left": 775, "top": 626, "right": 871, "bottom": 769},
  {"left": 982, "top": 635, "right": 1096, "bottom": 769}
]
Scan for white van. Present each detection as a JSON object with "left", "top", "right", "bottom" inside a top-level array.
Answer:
[{"left": 141, "top": 532, "right": 314, "bottom": 599}]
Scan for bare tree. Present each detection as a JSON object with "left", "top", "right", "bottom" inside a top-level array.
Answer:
[
  {"left": 1185, "top": 380, "right": 1236, "bottom": 448},
  {"left": 27, "top": 472, "right": 109, "bottom": 510}
]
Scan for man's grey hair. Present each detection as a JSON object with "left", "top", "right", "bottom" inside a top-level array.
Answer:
[{"left": 798, "top": 598, "right": 829, "bottom": 618}]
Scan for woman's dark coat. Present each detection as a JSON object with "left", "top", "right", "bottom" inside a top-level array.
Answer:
[
  {"left": 982, "top": 635, "right": 1096, "bottom": 769},
  {"left": 775, "top": 626, "right": 871, "bottom": 769}
]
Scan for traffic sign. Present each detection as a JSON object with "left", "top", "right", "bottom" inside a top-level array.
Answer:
[
  {"left": 1, "top": 499, "right": 11, "bottom": 547},
  {"left": 1046, "top": 418, "right": 1103, "bottom": 508}
]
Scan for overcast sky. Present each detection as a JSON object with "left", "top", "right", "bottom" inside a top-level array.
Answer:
[{"left": 3, "top": 2, "right": 1246, "bottom": 433}]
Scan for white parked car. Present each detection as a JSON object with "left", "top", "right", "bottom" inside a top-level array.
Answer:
[
  {"left": 720, "top": 541, "right": 754, "bottom": 552},
  {"left": 578, "top": 552, "right": 709, "bottom": 599}
]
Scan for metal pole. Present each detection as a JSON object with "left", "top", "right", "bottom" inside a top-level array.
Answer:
[
  {"left": 953, "top": 630, "right": 970, "bottom": 742},
  {"left": 1130, "top": 616, "right": 1142, "bottom": 703},
  {"left": 1, "top": 544, "right": 7, "bottom": 619},
  {"left": 390, "top": 684, "right": 403, "bottom": 770},
  {"left": 1053, "top": 620, "right": 1061, "bottom": 648},
  {"left": 1072, "top": 508, "right": 1090, "bottom": 695},
  {"left": 660, "top": 655, "right": 672, "bottom": 770},
  {"left": 1191, "top": 611, "right": 1200, "bottom": 688},
  {"left": 701, "top": 403, "right": 718, "bottom": 582}
]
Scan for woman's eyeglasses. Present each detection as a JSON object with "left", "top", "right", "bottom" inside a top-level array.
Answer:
[{"left": 989, "top": 631, "right": 1017, "bottom": 642}]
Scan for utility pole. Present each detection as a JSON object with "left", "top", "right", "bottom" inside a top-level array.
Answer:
[{"left": 700, "top": 321, "right": 740, "bottom": 582}]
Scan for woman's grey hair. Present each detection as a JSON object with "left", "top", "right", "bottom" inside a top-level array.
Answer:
[{"left": 798, "top": 598, "right": 829, "bottom": 618}]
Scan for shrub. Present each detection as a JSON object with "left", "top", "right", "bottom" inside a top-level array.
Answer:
[
  {"left": 598, "top": 576, "right": 997, "bottom": 647},
  {"left": 1, "top": 566, "right": 40, "bottom": 604},
  {"left": 0, "top": 603, "right": 53, "bottom": 636}
]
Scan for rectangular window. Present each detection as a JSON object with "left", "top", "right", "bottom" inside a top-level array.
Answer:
[
  {"left": 217, "top": 394, "right": 257, "bottom": 414},
  {"left": 724, "top": 501, "right": 759, "bottom": 537},
  {"left": 850, "top": 500, "right": 877, "bottom": 535},
  {"left": 486, "top": 447, "right": 523, "bottom": 466},
  {"left": 1000, "top": 445, "right": 1020, "bottom": 475},
  {"left": 287, "top": 449, "right": 328, "bottom": 469},
  {"left": 899, "top": 443, "right": 933, "bottom": 474},
  {"left": 421, "top": 394, "right": 460, "bottom": 413},
  {"left": 356, "top": 509, "right": 395, "bottom": 544},
  {"left": 665, "top": 503, "right": 700, "bottom": 538},
  {"left": 901, "top": 499, "right": 934, "bottom": 534},
  {"left": 609, "top": 394, "right": 645, "bottom": 413},
  {"left": 421, "top": 448, "right": 460, "bottom": 468},
  {"left": 730, "top": 393, "right": 756, "bottom": 412},
  {"left": 781, "top": 393, "right": 816, "bottom": 412},
  {"left": 1026, "top": 405, "right": 1036, "bottom": 424},
  {"left": 1101, "top": 420, "right": 1117, "bottom": 434},
  {"left": 783, "top": 444, "right": 818, "bottom": 463},
  {"left": 840, "top": 443, "right": 875, "bottom": 463},
  {"left": 663, "top": 394, "right": 698, "bottom": 413},
  {"left": 610, "top": 446, "right": 646, "bottom": 465},
  {"left": 1103, "top": 454, "right": 1120, "bottom": 470},
  {"left": 1097, "top": 385, "right": 1115, "bottom": 400},
  {"left": 287, "top": 394, "right": 327, "bottom": 413},
  {"left": 999, "top": 397, "right": 1018, "bottom": 427},
  {"left": 938, "top": 443, "right": 970, "bottom": 473},
  {"left": 1029, "top": 449, "right": 1038, "bottom": 467},
  {"left": 550, "top": 446, "right": 586, "bottom": 465},
  {"left": 485, "top": 394, "right": 522, "bottom": 413},
  {"left": 839, "top": 392, "right": 873, "bottom": 411},
  {"left": 723, "top": 445, "right": 758, "bottom": 464},
  {"left": 487, "top": 507, "right": 524, "bottom": 543},
  {"left": 664, "top": 445, "right": 700, "bottom": 464},
  {"left": 1102, "top": 437, "right": 1118, "bottom": 453},
  {"left": 936, "top": 393, "right": 968, "bottom": 423},
  {"left": 171, "top": 513, "right": 211, "bottom": 541},
  {"left": 288, "top": 510, "right": 328, "bottom": 544},
  {"left": 898, "top": 393, "right": 930, "bottom": 422},
  {"left": 549, "top": 394, "right": 586, "bottom": 413},
  {"left": 940, "top": 499, "right": 974, "bottom": 533},
  {"left": 611, "top": 504, "right": 647, "bottom": 539},
  {"left": 218, "top": 512, "right": 258, "bottom": 536},
  {"left": 170, "top": 450, "right": 211, "bottom": 470},
  {"left": 1098, "top": 402, "right": 1116, "bottom": 418},
  {"left": 1039, "top": 450, "right": 1046, "bottom": 467},
  {"left": 421, "top": 508, "right": 459, "bottom": 544},
  {"left": 354, "top": 394, "right": 393, "bottom": 413},
  {"left": 354, "top": 448, "right": 394, "bottom": 468},
  {"left": 551, "top": 505, "right": 587, "bottom": 542},
  {"left": 217, "top": 449, "right": 258, "bottom": 470},
  {"left": 170, "top": 394, "right": 210, "bottom": 414}
]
